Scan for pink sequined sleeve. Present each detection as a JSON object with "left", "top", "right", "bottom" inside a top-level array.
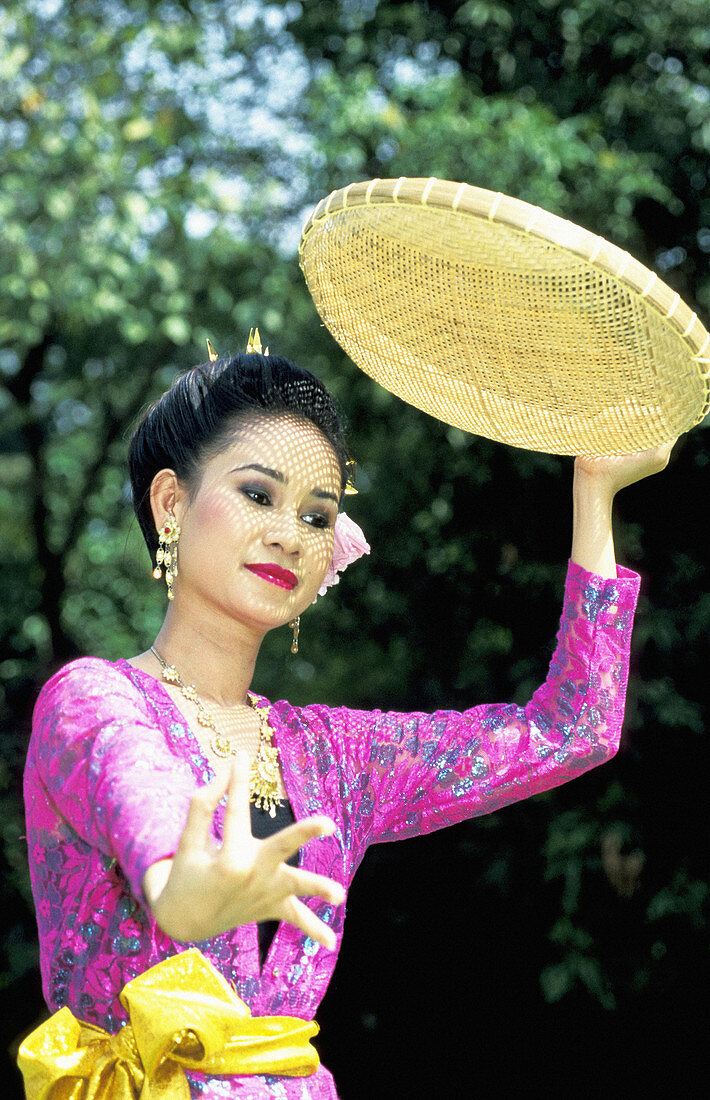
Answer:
[
  {"left": 285, "top": 562, "right": 640, "bottom": 855},
  {"left": 29, "top": 658, "right": 195, "bottom": 904}
]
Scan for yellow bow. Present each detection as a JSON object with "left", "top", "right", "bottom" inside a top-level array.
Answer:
[{"left": 18, "top": 949, "right": 319, "bottom": 1100}]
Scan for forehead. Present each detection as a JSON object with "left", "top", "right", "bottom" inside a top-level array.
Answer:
[{"left": 213, "top": 413, "right": 342, "bottom": 487}]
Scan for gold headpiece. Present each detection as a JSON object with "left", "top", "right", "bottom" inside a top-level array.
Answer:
[
  {"left": 246, "top": 327, "right": 269, "bottom": 356},
  {"left": 205, "top": 331, "right": 270, "bottom": 359}
]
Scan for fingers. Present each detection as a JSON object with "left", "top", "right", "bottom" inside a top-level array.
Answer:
[
  {"left": 265, "top": 815, "right": 336, "bottom": 867},
  {"left": 221, "top": 752, "right": 252, "bottom": 854},
  {"left": 651, "top": 438, "right": 675, "bottom": 470},
  {"left": 179, "top": 767, "right": 232, "bottom": 852},
  {"left": 286, "top": 896, "right": 338, "bottom": 951},
  {"left": 282, "top": 866, "right": 346, "bottom": 909},
  {"left": 627, "top": 440, "right": 674, "bottom": 474}
]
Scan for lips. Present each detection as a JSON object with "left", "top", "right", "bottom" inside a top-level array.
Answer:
[{"left": 245, "top": 563, "right": 299, "bottom": 590}]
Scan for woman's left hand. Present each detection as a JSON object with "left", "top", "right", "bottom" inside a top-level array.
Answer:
[{"left": 574, "top": 440, "right": 675, "bottom": 498}]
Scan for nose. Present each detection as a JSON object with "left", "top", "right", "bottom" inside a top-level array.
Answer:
[{"left": 262, "top": 509, "right": 302, "bottom": 556}]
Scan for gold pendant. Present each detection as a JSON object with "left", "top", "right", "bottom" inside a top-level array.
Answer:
[{"left": 210, "top": 735, "right": 235, "bottom": 759}]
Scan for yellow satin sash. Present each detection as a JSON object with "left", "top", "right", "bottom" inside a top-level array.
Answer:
[{"left": 18, "top": 948, "right": 319, "bottom": 1100}]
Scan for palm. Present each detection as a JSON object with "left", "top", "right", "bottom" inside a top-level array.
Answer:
[{"left": 148, "top": 754, "right": 344, "bottom": 946}]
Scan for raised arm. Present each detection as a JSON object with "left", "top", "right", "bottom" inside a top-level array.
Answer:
[
  {"left": 292, "top": 444, "right": 676, "bottom": 852},
  {"left": 301, "top": 558, "right": 640, "bottom": 852}
]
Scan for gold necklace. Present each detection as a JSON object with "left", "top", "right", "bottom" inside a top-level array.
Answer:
[{"left": 150, "top": 645, "right": 282, "bottom": 818}]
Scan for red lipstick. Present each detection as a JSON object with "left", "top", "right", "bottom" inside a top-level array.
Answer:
[{"left": 245, "top": 563, "right": 298, "bottom": 590}]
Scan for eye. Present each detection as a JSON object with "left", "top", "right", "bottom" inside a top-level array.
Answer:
[
  {"left": 301, "top": 511, "right": 333, "bottom": 529},
  {"left": 242, "top": 485, "right": 272, "bottom": 506}
]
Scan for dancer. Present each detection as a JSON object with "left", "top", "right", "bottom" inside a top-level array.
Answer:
[{"left": 22, "top": 338, "right": 671, "bottom": 1098}]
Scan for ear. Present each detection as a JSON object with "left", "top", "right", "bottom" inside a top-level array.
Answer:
[{"left": 149, "top": 469, "right": 187, "bottom": 535}]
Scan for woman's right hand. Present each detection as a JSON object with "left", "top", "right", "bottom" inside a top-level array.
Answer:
[{"left": 143, "top": 753, "right": 345, "bottom": 949}]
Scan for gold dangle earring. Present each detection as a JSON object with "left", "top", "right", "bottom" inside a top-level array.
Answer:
[
  {"left": 289, "top": 616, "right": 300, "bottom": 654},
  {"left": 152, "top": 512, "right": 181, "bottom": 600}
]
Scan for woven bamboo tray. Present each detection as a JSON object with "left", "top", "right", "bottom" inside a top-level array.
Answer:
[{"left": 299, "top": 177, "right": 710, "bottom": 455}]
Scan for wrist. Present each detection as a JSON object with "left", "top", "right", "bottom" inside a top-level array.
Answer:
[
  {"left": 571, "top": 461, "right": 617, "bottom": 579},
  {"left": 573, "top": 461, "right": 616, "bottom": 513}
]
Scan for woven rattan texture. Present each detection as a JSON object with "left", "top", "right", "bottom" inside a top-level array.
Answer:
[{"left": 300, "top": 179, "right": 710, "bottom": 455}]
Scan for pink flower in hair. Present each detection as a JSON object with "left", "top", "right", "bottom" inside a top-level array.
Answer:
[{"left": 317, "top": 512, "right": 370, "bottom": 597}]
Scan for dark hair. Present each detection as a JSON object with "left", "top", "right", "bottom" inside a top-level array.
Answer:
[{"left": 129, "top": 352, "right": 350, "bottom": 555}]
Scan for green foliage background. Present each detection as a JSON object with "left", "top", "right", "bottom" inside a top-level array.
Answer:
[{"left": 1, "top": 1, "right": 708, "bottom": 1093}]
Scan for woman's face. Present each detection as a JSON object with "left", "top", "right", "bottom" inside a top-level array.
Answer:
[{"left": 169, "top": 413, "right": 343, "bottom": 633}]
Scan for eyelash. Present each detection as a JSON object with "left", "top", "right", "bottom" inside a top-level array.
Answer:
[{"left": 241, "top": 486, "right": 333, "bottom": 529}]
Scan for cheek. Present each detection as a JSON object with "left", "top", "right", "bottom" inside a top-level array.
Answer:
[
  {"left": 184, "top": 490, "right": 255, "bottom": 549},
  {"left": 306, "top": 532, "right": 335, "bottom": 579}
]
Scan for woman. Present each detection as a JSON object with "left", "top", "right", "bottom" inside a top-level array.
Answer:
[{"left": 23, "top": 343, "right": 671, "bottom": 1098}]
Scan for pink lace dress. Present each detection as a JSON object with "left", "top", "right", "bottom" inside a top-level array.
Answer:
[{"left": 24, "top": 562, "right": 639, "bottom": 1098}]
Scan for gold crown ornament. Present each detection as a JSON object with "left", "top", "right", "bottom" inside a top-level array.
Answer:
[
  {"left": 246, "top": 327, "right": 269, "bottom": 355},
  {"left": 206, "top": 330, "right": 270, "bottom": 361},
  {"left": 344, "top": 459, "right": 358, "bottom": 495}
]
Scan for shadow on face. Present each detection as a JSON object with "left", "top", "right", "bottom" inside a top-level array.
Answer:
[{"left": 168, "top": 413, "right": 344, "bottom": 632}]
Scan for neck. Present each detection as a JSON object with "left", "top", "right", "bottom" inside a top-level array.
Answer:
[{"left": 152, "top": 599, "right": 265, "bottom": 708}]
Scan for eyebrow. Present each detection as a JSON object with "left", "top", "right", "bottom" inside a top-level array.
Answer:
[
  {"left": 233, "top": 464, "right": 340, "bottom": 505},
  {"left": 234, "top": 463, "right": 283, "bottom": 482}
]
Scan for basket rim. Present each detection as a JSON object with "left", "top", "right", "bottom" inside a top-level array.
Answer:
[{"left": 299, "top": 176, "right": 710, "bottom": 369}]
